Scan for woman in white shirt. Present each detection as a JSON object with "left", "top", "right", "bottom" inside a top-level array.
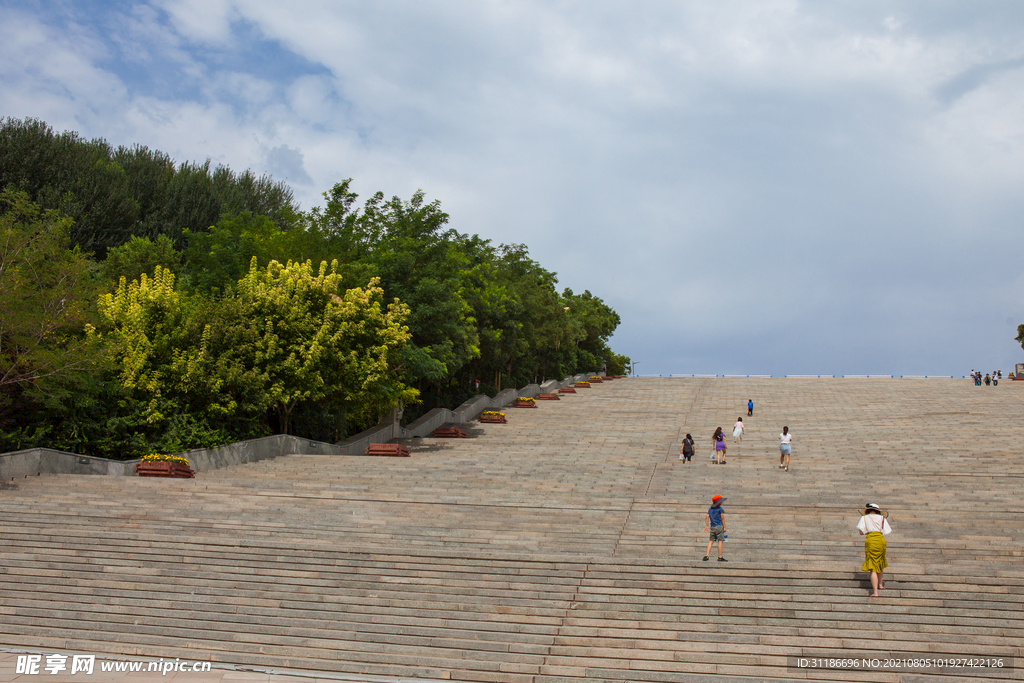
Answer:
[
  {"left": 857, "top": 503, "right": 892, "bottom": 597},
  {"left": 778, "top": 426, "right": 792, "bottom": 471}
]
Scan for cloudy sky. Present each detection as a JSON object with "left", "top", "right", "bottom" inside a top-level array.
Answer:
[{"left": 3, "top": 1, "right": 1024, "bottom": 376}]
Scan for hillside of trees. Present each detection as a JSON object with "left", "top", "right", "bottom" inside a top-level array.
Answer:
[{"left": 0, "top": 117, "right": 627, "bottom": 459}]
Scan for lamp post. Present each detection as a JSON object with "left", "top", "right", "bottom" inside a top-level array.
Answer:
[{"left": 632, "top": 361, "right": 640, "bottom": 377}]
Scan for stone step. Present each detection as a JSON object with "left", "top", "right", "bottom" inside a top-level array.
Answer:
[
  {"left": 2, "top": 378, "right": 1022, "bottom": 680},
  {"left": 4, "top": 540, "right": 1022, "bottom": 594}
]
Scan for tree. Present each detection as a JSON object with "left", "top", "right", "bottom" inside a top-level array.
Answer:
[
  {"left": 183, "top": 211, "right": 298, "bottom": 292},
  {"left": 0, "top": 189, "right": 98, "bottom": 403},
  {"left": 93, "top": 265, "right": 241, "bottom": 457},
  {"left": 562, "top": 287, "right": 621, "bottom": 373},
  {"left": 297, "top": 183, "right": 481, "bottom": 411},
  {"left": 358, "top": 190, "right": 479, "bottom": 389},
  {"left": 96, "top": 267, "right": 213, "bottom": 417},
  {"left": 226, "top": 258, "right": 417, "bottom": 434},
  {"left": 2, "top": 122, "right": 629, "bottom": 449},
  {"left": 1, "top": 117, "right": 300, "bottom": 257},
  {"left": 103, "top": 234, "right": 182, "bottom": 288}
]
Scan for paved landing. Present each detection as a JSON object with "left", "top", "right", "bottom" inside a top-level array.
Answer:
[{"left": 1, "top": 378, "right": 1022, "bottom": 682}]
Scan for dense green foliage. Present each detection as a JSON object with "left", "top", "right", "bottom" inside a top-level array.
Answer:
[
  {"left": 0, "top": 189, "right": 100, "bottom": 403},
  {"left": 0, "top": 118, "right": 625, "bottom": 458},
  {"left": 1, "top": 117, "right": 296, "bottom": 258}
]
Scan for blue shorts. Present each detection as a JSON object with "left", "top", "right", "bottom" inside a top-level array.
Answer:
[{"left": 780, "top": 444, "right": 791, "bottom": 455}]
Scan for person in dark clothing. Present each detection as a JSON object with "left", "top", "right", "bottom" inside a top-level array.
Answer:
[{"left": 679, "top": 433, "right": 694, "bottom": 464}]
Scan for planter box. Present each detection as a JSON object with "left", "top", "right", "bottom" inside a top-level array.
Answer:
[
  {"left": 479, "top": 414, "right": 507, "bottom": 424},
  {"left": 574, "top": 383, "right": 591, "bottom": 389},
  {"left": 366, "top": 443, "right": 410, "bottom": 457},
  {"left": 588, "top": 378, "right": 604, "bottom": 383},
  {"left": 432, "top": 427, "right": 468, "bottom": 438},
  {"left": 134, "top": 461, "right": 195, "bottom": 479},
  {"left": 558, "top": 388, "right": 576, "bottom": 394},
  {"left": 537, "top": 394, "right": 560, "bottom": 400},
  {"left": 512, "top": 400, "right": 537, "bottom": 408}
]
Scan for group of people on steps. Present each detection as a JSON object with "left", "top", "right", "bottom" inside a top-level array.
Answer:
[
  {"left": 677, "top": 399, "right": 792, "bottom": 470},
  {"left": 971, "top": 369, "right": 1001, "bottom": 386},
  {"left": 686, "top": 399, "right": 893, "bottom": 597}
]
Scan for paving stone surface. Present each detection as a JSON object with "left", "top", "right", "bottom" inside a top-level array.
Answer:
[{"left": 1, "top": 378, "right": 1022, "bottom": 682}]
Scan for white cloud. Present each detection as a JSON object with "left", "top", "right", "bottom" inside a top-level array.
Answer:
[
  {"left": 3, "top": 0, "right": 1024, "bottom": 373},
  {"left": 0, "top": 10, "right": 129, "bottom": 131},
  {"left": 924, "top": 66, "right": 1024, "bottom": 191},
  {"left": 286, "top": 75, "right": 341, "bottom": 126},
  {"left": 154, "top": 0, "right": 238, "bottom": 44},
  {"left": 206, "top": 71, "right": 275, "bottom": 105}
]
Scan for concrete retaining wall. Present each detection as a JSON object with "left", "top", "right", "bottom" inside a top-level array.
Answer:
[
  {"left": 0, "top": 449, "right": 135, "bottom": 481},
  {"left": 452, "top": 395, "right": 490, "bottom": 420},
  {"left": 0, "top": 435, "right": 348, "bottom": 480},
  {"left": 182, "top": 434, "right": 346, "bottom": 472},
  {"left": 335, "top": 374, "right": 593, "bottom": 453},
  {"left": 0, "top": 373, "right": 604, "bottom": 474}
]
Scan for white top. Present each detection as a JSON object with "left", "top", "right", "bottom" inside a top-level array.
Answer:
[
  {"left": 857, "top": 514, "right": 892, "bottom": 535},
  {"left": 779, "top": 433, "right": 792, "bottom": 445},
  {"left": 733, "top": 421, "right": 744, "bottom": 431}
]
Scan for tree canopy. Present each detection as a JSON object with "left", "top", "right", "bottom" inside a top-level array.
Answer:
[{"left": 0, "top": 119, "right": 626, "bottom": 457}]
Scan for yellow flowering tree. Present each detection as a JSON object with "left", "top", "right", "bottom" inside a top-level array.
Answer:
[
  {"left": 227, "top": 258, "right": 417, "bottom": 434},
  {"left": 94, "top": 265, "right": 235, "bottom": 451},
  {"left": 94, "top": 258, "right": 417, "bottom": 443}
]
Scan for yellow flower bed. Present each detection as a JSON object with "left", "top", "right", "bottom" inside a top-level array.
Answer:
[
  {"left": 516, "top": 397, "right": 536, "bottom": 403},
  {"left": 481, "top": 410, "right": 506, "bottom": 417},
  {"left": 577, "top": 381, "right": 591, "bottom": 386},
  {"left": 589, "top": 376, "right": 603, "bottom": 380},
  {"left": 141, "top": 453, "right": 191, "bottom": 466}
]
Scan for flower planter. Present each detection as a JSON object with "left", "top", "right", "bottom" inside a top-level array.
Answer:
[
  {"left": 588, "top": 377, "right": 604, "bottom": 383},
  {"left": 537, "top": 393, "right": 560, "bottom": 400},
  {"left": 366, "top": 443, "right": 410, "bottom": 456},
  {"left": 574, "top": 382, "right": 591, "bottom": 389},
  {"left": 512, "top": 400, "right": 537, "bottom": 408},
  {"left": 432, "top": 427, "right": 468, "bottom": 438},
  {"left": 558, "top": 388, "right": 576, "bottom": 394},
  {"left": 134, "top": 461, "right": 195, "bottom": 478},
  {"left": 479, "top": 412, "right": 507, "bottom": 424}
]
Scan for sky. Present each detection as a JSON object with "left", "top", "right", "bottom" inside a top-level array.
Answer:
[{"left": 3, "top": 0, "right": 1024, "bottom": 376}]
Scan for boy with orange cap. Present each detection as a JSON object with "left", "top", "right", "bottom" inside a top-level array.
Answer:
[{"left": 703, "top": 494, "right": 728, "bottom": 562}]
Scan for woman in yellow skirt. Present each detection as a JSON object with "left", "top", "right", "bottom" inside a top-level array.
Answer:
[{"left": 857, "top": 503, "right": 892, "bottom": 597}]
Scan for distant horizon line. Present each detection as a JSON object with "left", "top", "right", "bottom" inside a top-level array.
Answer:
[{"left": 632, "top": 374, "right": 998, "bottom": 379}]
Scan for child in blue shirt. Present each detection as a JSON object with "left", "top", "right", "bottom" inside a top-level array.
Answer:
[
  {"left": 747, "top": 399, "right": 753, "bottom": 416},
  {"left": 703, "top": 494, "right": 728, "bottom": 562}
]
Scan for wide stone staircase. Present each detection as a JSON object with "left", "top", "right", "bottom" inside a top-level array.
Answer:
[{"left": 1, "top": 378, "right": 1022, "bottom": 681}]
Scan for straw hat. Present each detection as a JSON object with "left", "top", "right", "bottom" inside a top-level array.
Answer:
[{"left": 861, "top": 502, "right": 887, "bottom": 517}]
